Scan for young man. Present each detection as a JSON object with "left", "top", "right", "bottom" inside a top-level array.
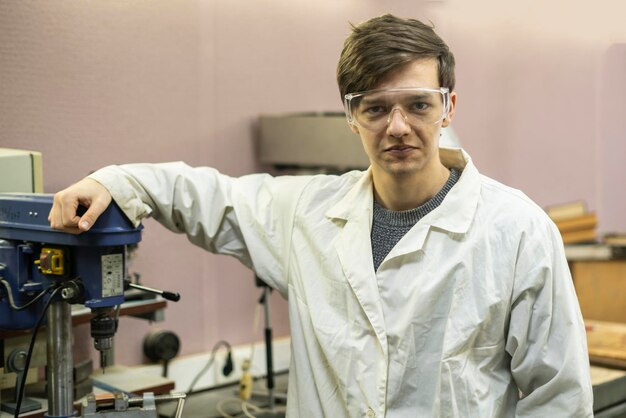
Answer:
[{"left": 50, "top": 14, "right": 593, "bottom": 417}]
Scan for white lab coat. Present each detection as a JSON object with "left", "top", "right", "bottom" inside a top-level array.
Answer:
[{"left": 90, "top": 148, "right": 593, "bottom": 418}]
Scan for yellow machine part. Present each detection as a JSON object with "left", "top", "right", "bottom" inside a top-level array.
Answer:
[{"left": 34, "top": 247, "right": 65, "bottom": 275}]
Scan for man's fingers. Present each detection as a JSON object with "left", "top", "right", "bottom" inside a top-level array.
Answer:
[
  {"left": 48, "top": 200, "right": 81, "bottom": 234},
  {"left": 49, "top": 178, "right": 112, "bottom": 233},
  {"left": 49, "top": 194, "right": 69, "bottom": 230},
  {"left": 60, "top": 195, "right": 81, "bottom": 229},
  {"left": 78, "top": 196, "right": 111, "bottom": 231},
  {"left": 52, "top": 225, "right": 83, "bottom": 235}
]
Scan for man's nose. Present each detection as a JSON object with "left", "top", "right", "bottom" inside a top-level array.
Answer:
[{"left": 386, "top": 107, "right": 411, "bottom": 136}]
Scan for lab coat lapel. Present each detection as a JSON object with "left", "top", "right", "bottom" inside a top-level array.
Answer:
[
  {"left": 326, "top": 170, "right": 388, "bottom": 352},
  {"left": 384, "top": 148, "right": 481, "bottom": 262}
]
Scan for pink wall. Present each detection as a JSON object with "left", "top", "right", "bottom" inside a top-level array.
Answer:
[
  {"left": 445, "top": 1, "right": 626, "bottom": 233},
  {"left": 1, "top": 1, "right": 625, "bottom": 366}
]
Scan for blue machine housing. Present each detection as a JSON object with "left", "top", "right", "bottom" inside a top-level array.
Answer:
[
  {"left": 0, "top": 193, "right": 141, "bottom": 246},
  {"left": 0, "top": 193, "right": 143, "bottom": 330}
]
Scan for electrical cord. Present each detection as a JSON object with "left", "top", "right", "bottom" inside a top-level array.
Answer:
[
  {"left": 13, "top": 285, "right": 62, "bottom": 418},
  {"left": 214, "top": 291, "right": 283, "bottom": 418},
  {"left": 241, "top": 400, "right": 264, "bottom": 418},
  {"left": 216, "top": 397, "right": 286, "bottom": 418},
  {"left": 215, "top": 398, "right": 287, "bottom": 418},
  {"left": 240, "top": 297, "right": 264, "bottom": 401},
  {"left": 0, "top": 278, "right": 49, "bottom": 311},
  {"left": 192, "top": 290, "right": 279, "bottom": 418},
  {"left": 186, "top": 340, "right": 233, "bottom": 395},
  {"left": 216, "top": 397, "right": 243, "bottom": 418},
  {"left": 247, "top": 298, "right": 264, "bottom": 368}
]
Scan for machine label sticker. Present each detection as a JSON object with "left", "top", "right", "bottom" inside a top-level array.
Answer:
[{"left": 101, "top": 253, "right": 124, "bottom": 297}]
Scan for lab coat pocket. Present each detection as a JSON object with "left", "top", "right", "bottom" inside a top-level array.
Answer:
[
  {"left": 310, "top": 278, "right": 356, "bottom": 342},
  {"left": 309, "top": 278, "right": 355, "bottom": 380}
]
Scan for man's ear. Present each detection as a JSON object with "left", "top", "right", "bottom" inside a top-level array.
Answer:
[
  {"left": 348, "top": 122, "right": 360, "bottom": 135},
  {"left": 442, "top": 91, "right": 457, "bottom": 128}
]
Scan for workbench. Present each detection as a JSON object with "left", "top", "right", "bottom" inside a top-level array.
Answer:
[
  {"left": 0, "top": 365, "right": 175, "bottom": 418},
  {"left": 592, "top": 366, "right": 626, "bottom": 417}
]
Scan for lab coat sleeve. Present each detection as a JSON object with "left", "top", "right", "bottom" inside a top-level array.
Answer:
[
  {"left": 88, "top": 162, "right": 306, "bottom": 294},
  {"left": 505, "top": 219, "right": 593, "bottom": 417}
]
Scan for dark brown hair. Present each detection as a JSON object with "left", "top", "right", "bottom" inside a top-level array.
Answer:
[{"left": 336, "top": 14, "right": 456, "bottom": 99}]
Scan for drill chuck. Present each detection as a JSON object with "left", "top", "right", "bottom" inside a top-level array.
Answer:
[
  {"left": 91, "top": 311, "right": 118, "bottom": 371},
  {"left": 94, "top": 336, "right": 113, "bottom": 351},
  {"left": 91, "top": 311, "right": 118, "bottom": 353}
]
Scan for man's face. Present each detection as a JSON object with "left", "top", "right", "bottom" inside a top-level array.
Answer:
[{"left": 349, "top": 58, "right": 456, "bottom": 181}]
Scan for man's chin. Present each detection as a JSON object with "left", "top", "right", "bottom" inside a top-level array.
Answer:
[{"left": 382, "top": 161, "right": 426, "bottom": 177}]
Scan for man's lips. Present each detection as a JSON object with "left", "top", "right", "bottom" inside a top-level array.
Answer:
[{"left": 384, "top": 144, "right": 418, "bottom": 152}]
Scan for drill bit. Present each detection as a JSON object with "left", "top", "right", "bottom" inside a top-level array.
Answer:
[{"left": 101, "top": 351, "right": 107, "bottom": 374}]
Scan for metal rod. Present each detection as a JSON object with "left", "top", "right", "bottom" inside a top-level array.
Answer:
[
  {"left": 173, "top": 397, "right": 186, "bottom": 418},
  {"left": 46, "top": 300, "right": 74, "bottom": 417},
  {"left": 127, "top": 392, "right": 186, "bottom": 406},
  {"left": 263, "top": 286, "right": 275, "bottom": 411},
  {"left": 125, "top": 281, "right": 180, "bottom": 302}
]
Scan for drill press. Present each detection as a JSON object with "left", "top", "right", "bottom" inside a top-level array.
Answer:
[{"left": 0, "top": 193, "right": 143, "bottom": 417}]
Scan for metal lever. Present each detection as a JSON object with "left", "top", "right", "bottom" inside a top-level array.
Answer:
[{"left": 123, "top": 279, "right": 180, "bottom": 302}]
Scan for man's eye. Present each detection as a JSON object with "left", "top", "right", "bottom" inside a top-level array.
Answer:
[
  {"left": 411, "top": 102, "right": 429, "bottom": 112},
  {"left": 364, "top": 105, "right": 386, "bottom": 115}
]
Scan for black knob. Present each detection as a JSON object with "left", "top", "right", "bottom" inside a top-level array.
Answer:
[{"left": 143, "top": 330, "right": 181, "bottom": 362}]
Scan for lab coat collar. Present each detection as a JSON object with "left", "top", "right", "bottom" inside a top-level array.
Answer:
[
  {"left": 325, "top": 147, "right": 480, "bottom": 235},
  {"left": 383, "top": 148, "right": 480, "bottom": 264},
  {"left": 427, "top": 147, "right": 481, "bottom": 234},
  {"left": 325, "top": 166, "right": 374, "bottom": 221}
]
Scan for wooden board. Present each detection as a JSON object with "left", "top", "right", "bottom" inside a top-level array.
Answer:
[
  {"left": 586, "top": 320, "right": 626, "bottom": 362},
  {"left": 591, "top": 365, "right": 626, "bottom": 385},
  {"left": 572, "top": 261, "right": 626, "bottom": 323},
  {"left": 91, "top": 365, "right": 175, "bottom": 395}
]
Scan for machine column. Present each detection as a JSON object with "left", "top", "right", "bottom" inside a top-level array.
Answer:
[{"left": 46, "top": 300, "right": 75, "bottom": 417}]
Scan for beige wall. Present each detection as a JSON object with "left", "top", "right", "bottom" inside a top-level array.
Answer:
[{"left": 1, "top": 0, "right": 625, "bottom": 366}]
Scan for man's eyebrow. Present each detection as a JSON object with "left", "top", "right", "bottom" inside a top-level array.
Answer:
[
  {"left": 359, "top": 91, "right": 433, "bottom": 106},
  {"left": 403, "top": 92, "right": 432, "bottom": 100},
  {"left": 360, "top": 95, "right": 387, "bottom": 105}
]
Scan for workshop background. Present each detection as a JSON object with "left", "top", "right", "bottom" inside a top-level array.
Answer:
[{"left": 1, "top": 0, "right": 625, "bottom": 371}]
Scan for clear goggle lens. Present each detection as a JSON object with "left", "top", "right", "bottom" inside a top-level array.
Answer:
[{"left": 344, "top": 87, "right": 450, "bottom": 130}]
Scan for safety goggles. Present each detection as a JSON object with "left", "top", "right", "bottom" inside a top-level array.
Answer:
[{"left": 343, "top": 87, "right": 450, "bottom": 131}]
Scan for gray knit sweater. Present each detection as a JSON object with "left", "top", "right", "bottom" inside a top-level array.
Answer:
[{"left": 371, "top": 168, "right": 460, "bottom": 271}]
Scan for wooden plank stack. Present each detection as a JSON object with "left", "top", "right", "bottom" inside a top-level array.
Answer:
[{"left": 545, "top": 201, "right": 598, "bottom": 244}]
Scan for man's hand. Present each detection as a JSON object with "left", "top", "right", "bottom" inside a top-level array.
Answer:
[{"left": 48, "top": 178, "right": 112, "bottom": 234}]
